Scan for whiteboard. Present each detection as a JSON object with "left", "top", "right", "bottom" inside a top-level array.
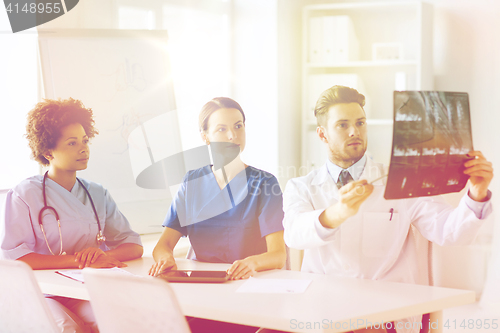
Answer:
[{"left": 38, "top": 30, "right": 180, "bottom": 234}]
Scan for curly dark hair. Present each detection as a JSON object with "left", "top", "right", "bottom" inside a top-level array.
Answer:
[{"left": 25, "top": 98, "right": 98, "bottom": 165}]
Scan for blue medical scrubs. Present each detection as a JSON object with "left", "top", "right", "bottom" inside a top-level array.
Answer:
[
  {"left": 163, "top": 165, "right": 284, "bottom": 263},
  {"left": 1, "top": 176, "right": 142, "bottom": 259}
]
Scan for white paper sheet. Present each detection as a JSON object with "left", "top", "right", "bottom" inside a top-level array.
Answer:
[
  {"left": 55, "top": 267, "right": 135, "bottom": 283},
  {"left": 236, "top": 277, "right": 312, "bottom": 294}
]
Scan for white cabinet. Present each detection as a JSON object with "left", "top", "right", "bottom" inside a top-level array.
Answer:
[{"left": 301, "top": 1, "right": 433, "bottom": 169}]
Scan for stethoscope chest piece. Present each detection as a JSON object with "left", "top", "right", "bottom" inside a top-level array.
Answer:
[{"left": 96, "top": 231, "right": 106, "bottom": 245}]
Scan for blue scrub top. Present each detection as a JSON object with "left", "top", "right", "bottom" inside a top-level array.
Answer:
[{"left": 163, "top": 165, "right": 284, "bottom": 263}]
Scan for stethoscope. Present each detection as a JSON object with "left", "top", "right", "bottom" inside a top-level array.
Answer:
[{"left": 38, "top": 171, "right": 106, "bottom": 256}]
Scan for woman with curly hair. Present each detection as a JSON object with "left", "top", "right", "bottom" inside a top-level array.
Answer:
[{"left": 0, "top": 98, "right": 143, "bottom": 333}]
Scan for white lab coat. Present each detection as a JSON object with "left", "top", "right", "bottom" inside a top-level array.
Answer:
[{"left": 283, "top": 157, "right": 491, "bottom": 332}]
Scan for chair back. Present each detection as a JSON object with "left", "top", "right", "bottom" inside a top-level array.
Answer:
[
  {"left": 83, "top": 268, "right": 190, "bottom": 333},
  {"left": 0, "top": 190, "right": 7, "bottom": 260},
  {"left": 0, "top": 259, "right": 59, "bottom": 333},
  {"left": 185, "top": 244, "right": 195, "bottom": 260}
]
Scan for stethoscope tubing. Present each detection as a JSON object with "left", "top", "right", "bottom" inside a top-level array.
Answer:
[{"left": 39, "top": 171, "right": 105, "bottom": 255}]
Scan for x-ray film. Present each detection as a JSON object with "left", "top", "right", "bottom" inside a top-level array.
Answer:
[{"left": 384, "top": 91, "right": 473, "bottom": 200}]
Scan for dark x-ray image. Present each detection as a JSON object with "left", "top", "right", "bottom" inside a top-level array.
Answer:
[{"left": 384, "top": 91, "right": 473, "bottom": 200}]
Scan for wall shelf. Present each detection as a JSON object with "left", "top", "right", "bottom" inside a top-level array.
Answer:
[
  {"left": 301, "top": 1, "right": 433, "bottom": 169},
  {"left": 307, "top": 60, "right": 417, "bottom": 69}
]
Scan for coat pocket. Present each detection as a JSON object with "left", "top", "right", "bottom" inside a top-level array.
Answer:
[{"left": 362, "top": 212, "right": 400, "bottom": 257}]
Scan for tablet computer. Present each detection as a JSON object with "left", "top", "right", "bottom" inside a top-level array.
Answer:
[{"left": 157, "top": 270, "right": 229, "bottom": 283}]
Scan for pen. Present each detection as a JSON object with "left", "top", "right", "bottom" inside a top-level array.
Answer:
[
  {"left": 369, "top": 174, "right": 388, "bottom": 184},
  {"left": 389, "top": 208, "right": 394, "bottom": 221}
]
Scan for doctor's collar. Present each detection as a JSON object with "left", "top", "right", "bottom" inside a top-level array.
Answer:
[{"left": 326, "top": 155, "right": 366, "bottom": 183}]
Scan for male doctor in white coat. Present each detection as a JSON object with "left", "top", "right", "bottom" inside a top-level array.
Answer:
[{"left": 283, "top": 86, "right": 494, "bottom": 333}]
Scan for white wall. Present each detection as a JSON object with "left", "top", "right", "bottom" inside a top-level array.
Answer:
[
  {"left": 428, "top": 0, "right": 500, "bottom": 304},
  {"left": 0, "top": 12, "right": 39, "bottom": 189},
  {"left": 232, "top": 0, "right": 279, "bottom": 176},
  {"left": 276, "top": 0, "right": 303, "bottom": 186}
]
